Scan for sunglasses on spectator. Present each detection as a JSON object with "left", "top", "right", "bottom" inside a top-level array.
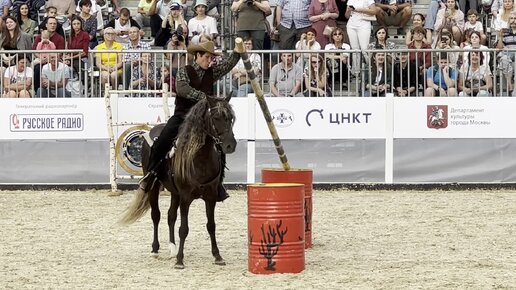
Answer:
[{"left": 333, "top": 32, "right": 342, "bottom": 36}]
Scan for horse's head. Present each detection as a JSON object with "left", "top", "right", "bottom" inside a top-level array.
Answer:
[{"left": 206, "top": 95, "right": 237, "bottom": 154}]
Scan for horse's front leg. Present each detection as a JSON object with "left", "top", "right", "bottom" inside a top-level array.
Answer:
[
  {"left": 149, "top": 186, "right": 161, "bottom": 256},
  {"left": 168, "top": 193, "right": 180, "bottom": 257},
  {"left": 175, "top": 199, "right": 192, "bottom": 269},
  {"left": 206, "top": 199, "right": 225, "bottom": 265}
]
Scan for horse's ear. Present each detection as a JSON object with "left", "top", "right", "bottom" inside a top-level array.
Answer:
[{"left": 225, "top": 91, "right": 234, "bottom": 102}]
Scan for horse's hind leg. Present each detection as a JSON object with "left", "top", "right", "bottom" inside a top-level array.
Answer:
[
  {"left": 149, "top": 186, "right": 161, "bottom": 256},
  {"left": 175, "top": 199, "right": 192, "bottom": 269},
  {"left": 167, "top": 193, "right": 180, "bottom": 257},
  {"left": 206, "top": 200, "right": 225, "bottom": 265}
]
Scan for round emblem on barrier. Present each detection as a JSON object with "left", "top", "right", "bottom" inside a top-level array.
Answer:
[{"left": 115, "top": 125, "right": 151, "bottom": 175}]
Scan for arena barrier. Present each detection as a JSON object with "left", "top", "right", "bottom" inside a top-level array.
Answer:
[{"left": 3, "top": 95, "right": 516, "bottom": 185}]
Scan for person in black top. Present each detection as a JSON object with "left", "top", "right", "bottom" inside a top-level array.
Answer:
[{"left": 139, "top": 40, "right": 243, "bottom": 201}]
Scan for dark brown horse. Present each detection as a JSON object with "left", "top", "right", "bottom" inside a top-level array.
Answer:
[{"left": 119, "top": 95, "right": 236, "bottom": 269}]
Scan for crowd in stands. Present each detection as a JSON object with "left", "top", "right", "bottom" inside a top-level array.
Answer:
[{"left": 1, "top": 0, "right": 516, "bottom": 98}]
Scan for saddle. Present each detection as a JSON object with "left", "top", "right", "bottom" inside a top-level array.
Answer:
[{"left": 143, "top": 123, "right": 176, "bottom": 159}]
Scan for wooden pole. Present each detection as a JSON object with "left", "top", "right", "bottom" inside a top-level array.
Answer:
[{"left": 235, "top": 38, "right": 290, "bottom": 170}]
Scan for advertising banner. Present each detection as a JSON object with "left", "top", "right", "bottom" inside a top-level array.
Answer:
[
  {"left": 0, "top": 98, "right": 108, "bottom": 140},
  {"left": 253, "top": 98, "right": 387, "bottom": 139},
  {"left": 393, "top": 97, "right": 516, "bottom": 138}
]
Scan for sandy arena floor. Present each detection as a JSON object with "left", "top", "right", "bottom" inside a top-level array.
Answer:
[{"left": 0, "top": 189, "right": 515, "bottom": 289}]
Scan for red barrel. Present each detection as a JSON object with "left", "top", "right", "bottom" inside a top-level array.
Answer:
[
  {"left": 248, "top": 183, "right": 305, "bottom": 274},
  {"left": 262, "top": 168, "right": 313, "bottom": 249}
]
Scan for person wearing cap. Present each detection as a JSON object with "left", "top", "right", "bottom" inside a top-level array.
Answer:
[
  {"left": 154, "top": 2, "right": 188, "bottom": 47},
  {"left": 231, "top": 0, "right": 271, "bottom": 50},
  {"left": 139, "top": 40, "right": 244, "bottom": 202},
  {"left": 188, "top": 0, "right": 218, "bottom": 45}
]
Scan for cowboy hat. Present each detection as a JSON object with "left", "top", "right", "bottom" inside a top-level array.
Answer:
[{"left": 186, "top": 40, "right": 221, "bottom": 56}]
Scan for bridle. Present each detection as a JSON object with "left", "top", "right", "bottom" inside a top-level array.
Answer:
[{"left": 205, "top": 105, "right": 232, "bottom": 145}]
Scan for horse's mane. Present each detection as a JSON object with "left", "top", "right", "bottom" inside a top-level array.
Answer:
[{"left": 173, "top": 97, "right": 234, "bottom": 182}]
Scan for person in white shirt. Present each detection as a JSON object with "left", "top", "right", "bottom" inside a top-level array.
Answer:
[
  {"left": 3, "top": 54, "right": 33, "bottom": 98},
  {"left": 148, "top": 0, "right": 173, "bottom": 37},
  {"left": 188, "top": 0, "right": 218, "bottom": 45},
  {"left": 37, "top": 53, "right": 72, "bottom": 98}
]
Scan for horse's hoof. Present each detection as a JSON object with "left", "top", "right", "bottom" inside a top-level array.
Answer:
[
  {"left": 169, "top": 243, "right": 177, "bottom": 257},
  {"left": 174, "top": 263, "right": 185, "bottom": 270},
  {"left": 150, "top": 252, "right": 159, "bottom": 258},
  {"left": 214, "top": 258, "right": 226, "bottom": 266}
]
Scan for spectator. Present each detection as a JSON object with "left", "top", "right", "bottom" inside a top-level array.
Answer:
[
  {"left": 135, "top": 0, "right": 154, "bottom": 28},
  {"left": 295, "top": 27, "right": 321, "bottom": 67},
  {"left": 0, "top": 0, "right": 10, "bottom": 31},
  {"left": 33, "top": 30, "right": 56, "bottom": 66},
  {"left": 462, "top": 30, "right": 489, "bottom": 67},
  {"left": 64, "top": 16, "right": 90, "bottom": 75},
  {"left": 77, "top": 0, "right": 98, "bottom": 48},
  {"left": 38, "top": 53, "right": 72, "bottom": 98},
  {"left": 408, "top": 26, "right": 432, "bottom": 88},
  {"left": 367, "top": 26, "right": 397, "bottom": 64},
  {"left": 39, "top": 6, "right": 66, "bottom": 38},
  {"left": 75, "top": 0, "right": 100, "bottom": 15},
  {"left": 324, "top": 27, "right": 351, "bottom": 89},
  {"left": 304, "top": 53, "right": 331, "bottom": 97},
  {"left": 434, "top": 0, "right": 465, "bottom": 44},
  {"left": 457, "top": 0, "right": 477, "bottom": 15},
  {"left": 130, "top": 52, "right": 159, "bottom": 97},
  {"left": 490, "top": 0, "right": 504, "bottom": 18},
  {"left": 155, "top": 2, "right": 188, "bottom": 47},
  {"left": 268, "top": 52, "right": 303, "bottom": 97},
  {"left": 308, "top": 0, "right": 339, "bottom": 48},
  {"left": 159, "top": 64, "right": 176, "bottom": 96},
  {"left": 495, "top": 12, "right": 516, "bottom": 93},
  {"left": 16, "top": 3, "right": 37, "bottom": 36},
  {"left": 393, "top": 52, "right": 417, "bottom": 96},
  {"left": 3, "top": 54, "right": 32, "bottom": 98},
  {"left": 425, "top": 52, "right": 458, "bottom": 97},
  {"left": 424, "top": 0, "right": 445, "bottom": 33},
  {"left": 0, "top": 16, "right": 33, "bottom": 77},
  {"left": 365, "top": 50, "right": 391, "bottom": 97},
  {"left": 123, "top": 26, "right": 151, "bottom": 89},
  {"left": 458, "top": 50, "right": 492, "bottom": 96},
  {"left": 434, "top": 28, "right": 460, "bottom": 68},
  {"left": 148, "top": 0, "right": 173, "bottom": 38},
  {"left": 105, "top": 8, "right": 142, "bottom": 44},
  {"left": 231, "top": 0, "right": 271, "bottom": 50},
  {"left": 464, "top": 9, "right": 486, "bottom": 44},
  {"left": 276, "top": 0, "right": 312, "bottom": 49},
  {"left": 188, "top": 0, "right": 219, "bottom": 45},
  {"left": 46, "top": 0, "right": 76, "bottom": 19},
  {"left": 95, "top": 27, "right": 124, "bottom": 88},
  {"left": 492, "top": 0, "right": 513, "bottom": 33},
  {"left": 231, "top": 37, "right": 261, "bottom": 97},
  {"left": 11, "top": 0, "right": 44, "bottom": 21},
  {"left": 192, "top": 0, "right": 221, "bottom": 18},
  {"left": 405, "top": 13, "right": 432, "bottom": 45},
  {"left": 166, "top": 29, "right": 187, "bottom": 77},
  {"left": 335, "top": 0, "right": 349, "bottom": 43},
  {"left": 345, "top": 0, "right": 376, "bottom": 73},
  {"left": 375, "top": 0, "right": 412, "bottom": 28},
  {"left": 33, "top": 17, "right": 66, "bottom": 92}
]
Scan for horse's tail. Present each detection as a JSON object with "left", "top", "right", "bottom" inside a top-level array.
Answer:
[{"left": 118, "top": 187, "right": 151, "bottom": 225}]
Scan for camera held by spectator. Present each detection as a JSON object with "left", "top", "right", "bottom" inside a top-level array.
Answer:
[{"left": 246, "top": 0, "right": 255, "bottom": 6}]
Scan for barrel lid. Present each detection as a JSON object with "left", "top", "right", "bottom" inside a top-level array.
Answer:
[
  {"left": 262, "top": 168, "right": 312, "bottom": 172},
  {"left": 247, "top": 182, "right": 304, "bottom": 188}
]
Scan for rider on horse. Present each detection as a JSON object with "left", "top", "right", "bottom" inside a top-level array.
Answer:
[{"left": 139, "top": 40, "right": 243, "bottom": 201}]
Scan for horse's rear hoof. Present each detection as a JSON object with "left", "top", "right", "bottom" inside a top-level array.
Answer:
[
  {"left": 150, "top": 252, "right": 159, "bottom": 258},
  {"left": 174, "top": 263, "right": 185, "bottom": 269},
  {"left": 214, "top": 258, "right": 226, "bottom": 266}
]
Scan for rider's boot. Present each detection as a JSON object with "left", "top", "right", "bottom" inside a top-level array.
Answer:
[
  {"left": 216, "top": 183, "right": 229, "bottom": 202},
  {"left": 139, "top": 150, "right": 163, "bottom": 192}
]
